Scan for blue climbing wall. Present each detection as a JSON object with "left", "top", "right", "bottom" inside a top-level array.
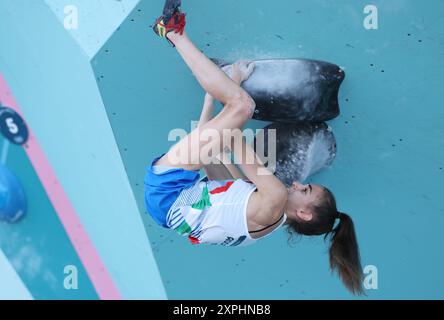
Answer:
[
  {"left": 0, "top": 0, "right": 165, "bottom": 299},
  {"left": 0, "top": 0, "right": 443, "bottom": 299},
  {"left": 0, "top": 135, "right": 98, "bottom": 300},
  {"left": 93, "top": 0, "right": 444, "bottom": 299}
]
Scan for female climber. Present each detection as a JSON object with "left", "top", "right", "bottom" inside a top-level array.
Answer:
[{"left": 144, "top": 1, "right": 364, "bottom": 295}]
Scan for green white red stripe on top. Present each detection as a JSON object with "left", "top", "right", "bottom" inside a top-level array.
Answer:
[{"left": 166, "top": 179, "right": 259, "bottom": 247}]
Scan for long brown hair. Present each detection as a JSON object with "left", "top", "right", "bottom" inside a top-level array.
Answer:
[{"left": 286, "top": 187, "right": 364, "bottom": 295}]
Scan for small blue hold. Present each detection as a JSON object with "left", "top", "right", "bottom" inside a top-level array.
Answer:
[{"left": 0, "top": 164, "right": 27, "bottom": 223}]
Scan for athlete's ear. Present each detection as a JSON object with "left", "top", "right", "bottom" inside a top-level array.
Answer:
[{"left": 296, "top": 210, "right": 313, "bottom": 222}]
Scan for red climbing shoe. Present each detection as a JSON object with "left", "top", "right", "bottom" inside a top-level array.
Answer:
[{"left": 152, "top": 0, "right": 186, "bottom": 47}]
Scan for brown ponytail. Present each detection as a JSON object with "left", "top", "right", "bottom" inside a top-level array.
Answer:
[
  {"left": 286, "top": 187, "right": 365, "bottom": 295},
  {"left": 328, "top": 212, "right": 364, "bottom": 295}
]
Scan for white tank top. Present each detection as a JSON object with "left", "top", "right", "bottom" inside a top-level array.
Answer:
[{"left": 166, "top": 178, "right": 287, "bottom": 247}]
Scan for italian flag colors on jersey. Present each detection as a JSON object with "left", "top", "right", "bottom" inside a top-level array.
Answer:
[
  {"left": 185, "top": 182, "right": 234, "bottom": 244},
  {"left": 166, "top": 179, "right": 259, "bottom": 247}
]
